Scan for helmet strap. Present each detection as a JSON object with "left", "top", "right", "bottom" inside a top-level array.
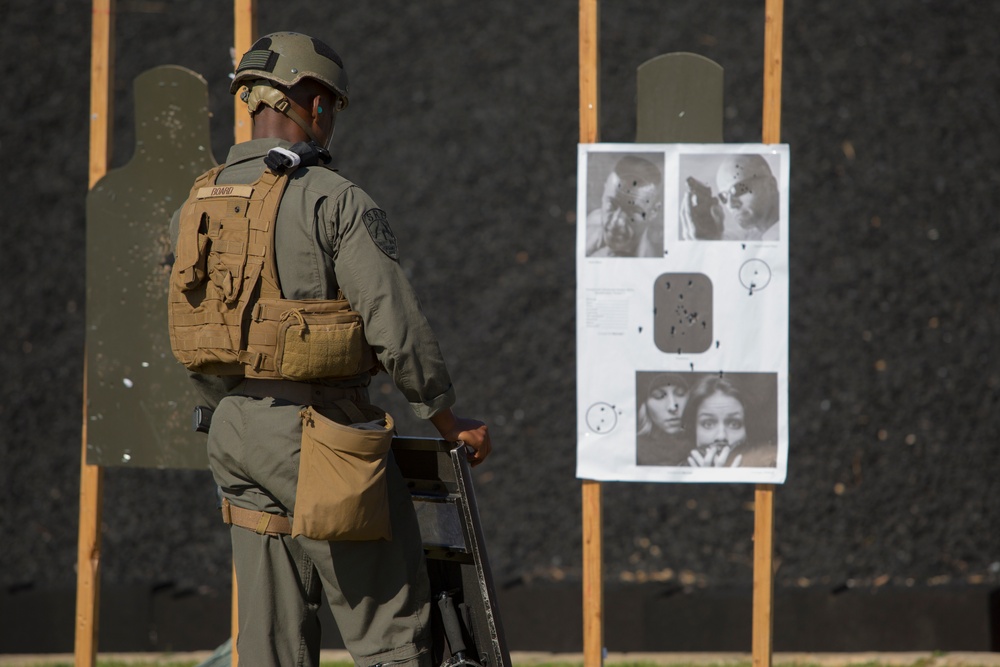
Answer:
[{"left": 244, "top": 83, "right": 324, "bottom": 146}]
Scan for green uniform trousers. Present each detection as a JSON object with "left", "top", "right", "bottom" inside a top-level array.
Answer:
[{"left": 208, "top": 394, "right": 432, "bottom": 667}]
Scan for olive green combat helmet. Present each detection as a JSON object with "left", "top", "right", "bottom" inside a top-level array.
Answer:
[{"left": 231, "top": 32, "right": 349, "bottom": 146}]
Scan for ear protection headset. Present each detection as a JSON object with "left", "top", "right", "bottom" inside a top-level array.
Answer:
[{"left": 242, "top": 82, "right": 328, "bottom": 145}]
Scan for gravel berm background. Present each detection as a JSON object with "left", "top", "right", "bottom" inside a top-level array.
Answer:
[{"left": 1, "top": 0, "right": 998, "bottom": 651}]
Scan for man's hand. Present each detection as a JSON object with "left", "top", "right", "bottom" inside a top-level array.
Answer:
[
  {"left": 430, "top": 408, "right": 492, "bottom": 466},
  {"left": 680, "top": 177, "right": 723, "bottom": 240}
]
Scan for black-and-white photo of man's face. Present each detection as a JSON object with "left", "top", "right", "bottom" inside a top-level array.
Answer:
[
  {"left": 715, "top": 155, "right": 779, "bottom": 237},
  {"left": 599, "top": 166, "right": 661, "bottom": 255},
  {"left": 679, "top": 153, "right": 781, "bottom": 242},
  {"left": 586, "top": 154, "right": 664, "bottom": 258}
]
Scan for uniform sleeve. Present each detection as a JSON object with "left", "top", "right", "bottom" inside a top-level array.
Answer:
[{"left": 322, "top": 186, "right": 456, "bottom": 419}]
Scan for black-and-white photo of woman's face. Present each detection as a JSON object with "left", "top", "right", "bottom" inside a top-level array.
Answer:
[
  {"left": 646, "top": 382, "right": 688, "bottom": 435},
  {"left": 695, "top": 390, "right": 747, "bottom": 450}
]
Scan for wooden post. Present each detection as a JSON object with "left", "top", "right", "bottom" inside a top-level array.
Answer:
[
  {"left": 87, "top": 0, "right": 115, "bottom": 190},
  {"left": 230, "top": 3, "right": 256, "bottom": 662},
  {"left": 76, "top": 2, "right": 115, "bottom": 665},
  {"left": 75, "top": 365, "right": 105, "bottom": 667},
  {"left": 753, "top": 2, "right": 783, "bottom": 666},
  {"left": 752, "top": 485, "right": 776, "bottom": 667},
  {"left": 582, "top": 480, "right": 603, "bottom": 667},
  {"left": 762, "top": 0, "right": 784, "bottom": 146},
  {"left": 579, "top": 0, "right": 599, "bottom": 145},
  {"left": 233, "top": 0, "right": 257, "bottom": 144},
  {"left": 579, "top": 1, "right": 602, "bottom": 666}
]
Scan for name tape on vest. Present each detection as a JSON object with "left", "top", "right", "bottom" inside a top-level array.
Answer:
[{"left": 198, "top": 184, "right": 256, "bottom": 200}]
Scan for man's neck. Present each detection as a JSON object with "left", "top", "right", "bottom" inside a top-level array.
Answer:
[{"left": 251, "top": 110, "right": 309, "bottom": 143}]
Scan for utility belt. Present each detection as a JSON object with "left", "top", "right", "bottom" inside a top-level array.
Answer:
[
  {"left": 221, "top": 498, "right": 292, "bottom": 536},
  {"left": 233, "top": 378, "right": 368, "bottom": 410},
  {"left": 221, "top": 379, "right": 395, "bottom": 542}
]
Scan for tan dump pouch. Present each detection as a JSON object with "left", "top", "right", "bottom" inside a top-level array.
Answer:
[
  {"left": 293, "top": 404, "right": 394, "bottom": 541},
  {"left": 252, "top": 298, "right": 374, "bottom": 380}
]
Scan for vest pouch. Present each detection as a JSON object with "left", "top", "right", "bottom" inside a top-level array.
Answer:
[
  {"left": 293, "top": 405, "right": 394, "bottom": 541},
  {"left": 272, "top": 300, "right": 373, "bottom": 381},
  {"left": 175, "top": 231, "right": 209, "bottom": 291},
  {"left": 207, "top": 216, "right": 253, "bottom": 305},
  {"left": 170, "top": 259, "right": 264, "bottom": 375}
]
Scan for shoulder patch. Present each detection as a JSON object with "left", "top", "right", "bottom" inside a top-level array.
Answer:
[{"left": 362, "top": 209, "right": 399, "bottom": 260}]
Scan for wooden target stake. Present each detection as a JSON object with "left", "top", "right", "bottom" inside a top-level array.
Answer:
[
  {"left": 230, "top": 2, "right": 257, "bottom": 663},
  {"left": 234, "top": 0, "right": 257, "bottom": 144},
  {"left": 753, "top": 3, "right": 784, "bottom": 666},
  {"left": 579, "top": 1, "right": 602, "bottom": 667},
  {"left": 75, "top": 2, "right": 115, "bottom": 665}
]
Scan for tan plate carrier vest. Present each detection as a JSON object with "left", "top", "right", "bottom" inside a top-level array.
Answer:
[{"left": 168, "top": 165, "right": 376, "bottom": 380}]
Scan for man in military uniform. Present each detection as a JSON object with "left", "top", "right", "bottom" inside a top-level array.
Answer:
[{"left": 169, "top": 32, "right": 491, "bottom": 666}]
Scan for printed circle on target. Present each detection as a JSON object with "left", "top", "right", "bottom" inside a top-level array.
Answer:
[
  {"left": 739, "top": 259, "right": 772, "bottom": 292},
  {"left": 585, "top": 402, "right": 618, "bottom": 433}
]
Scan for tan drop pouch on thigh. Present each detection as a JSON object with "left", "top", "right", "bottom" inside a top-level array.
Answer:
[{"left": 293, "top": 402, "right": 394, "bottom": 541}]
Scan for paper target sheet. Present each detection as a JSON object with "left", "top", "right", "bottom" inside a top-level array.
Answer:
[{"left": 576, "top": 143, "right": 790, "bottom": 483}]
